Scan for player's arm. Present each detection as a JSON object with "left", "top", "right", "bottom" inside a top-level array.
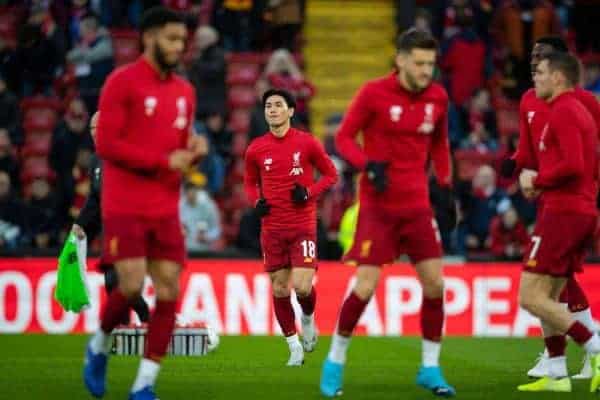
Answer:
[
  {"left": 306, "top": 137, "right": 338, "bottom": 198},
  {"left": 243, "top": 145, "right": 261, "bottom": 205},
  {"left": 430, "top": 100, "right": 452, "bottom": 188},
  {"left": 95, "top": 72, "right": 170, "bottom": 173},
  {"left": 334, "top": 84, "right": 372, "bottom": 170},
  {"left": 534, "top": 107, "right": 585, "bottom": 189},
  {"left": 512, "top": 98, "right": 537, "bottom": 172}
]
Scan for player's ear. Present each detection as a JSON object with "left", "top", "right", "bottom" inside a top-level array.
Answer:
[
  {"left": 288, "top": 107, "right": 295, "bottom": 119},
  {"left": 395, "top": 53, "right": 405, "bottom": 70}
]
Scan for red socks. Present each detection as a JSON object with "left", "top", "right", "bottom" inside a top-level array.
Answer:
[
  {"left": 337, "top": 292, "right": 369, "bottom": 336},
  {"left": 144, "top": 300, "right": 177, "bottom": 362},
  {"left": 567, "top": 321, "right": 593, "bottom": 345},
  {"left": 297, "top": 287, "right": 317, "bottom": 316},
  {"left": 100, "top": 289, "right": 130, "bottom": 334},
  {"left": 421, "top": 297, "right": 444, "bottom": 342},
  {"left": 273, "top": 295, "right": 297, "bottom": 337},
  {"left": 544, "top": 335, "right": 567, "bottom": 357}
]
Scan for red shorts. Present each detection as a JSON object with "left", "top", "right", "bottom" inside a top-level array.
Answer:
[
  {"left": 523, "top": 211, "right": 597, "bottom": 277},
  {"left": 260, "top": 227, "right": 318, "bottom": 272},
  {"left": 343, "top": 207, "right": 442, "bottom": 266},
  {"left": 102, "top": 214, "right": 186, "bottom": 266}
]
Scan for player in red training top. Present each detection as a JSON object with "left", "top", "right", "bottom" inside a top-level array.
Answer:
[
  {"left": 516, "top": 52, "right": 600, "bottom": 393},
  {"left": 83, "top": 8, "right": 203, "bottom": 400},
  {"left": 244, "top": 89, "right": 337, "bottom": 366},
  {"left": 320, "top": 28, "right": 457, "bottom": 398},
  {"left": 500, "top": 36, "right": 600, "bottom": 381}
]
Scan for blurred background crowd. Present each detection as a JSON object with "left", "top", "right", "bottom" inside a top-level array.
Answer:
[{"left": 0, "top": 0, "right": 598, "bottom": 261}]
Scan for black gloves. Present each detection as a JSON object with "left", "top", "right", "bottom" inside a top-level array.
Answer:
[
  {"left": 291, "top": 183, "right": 309, "bottom": 204},
  {"left": 365, "top": 161, "right": 389, "bottom": 193},
  {"left": 499, "top": 158, "right": 516, "bottom": 178},
  {"left": 439, "top": 186, "right": 457, "bottom": 229},
  {"left": 254, "top": 198, "right": 271, "bottom": 218}
]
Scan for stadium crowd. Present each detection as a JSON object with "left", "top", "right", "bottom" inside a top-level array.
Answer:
[{"left": 0, "top": 0, "right": 598, "bottom": 260}]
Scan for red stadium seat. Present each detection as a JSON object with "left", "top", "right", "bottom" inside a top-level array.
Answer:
[
  {"left": 20, "top": 158, "right": 55, "bottom": 184},
  {"left": 227, "top": 64, "right": 260, "bottom": 86},
  {"left": 0, "top": 12, "right": 17, "bottom": 47},
  {"left": 228, "top": 86, "right": 256, "bottom": 110},
  {"left": 228, "top": 109, "right": 251, "bottom": 135},
  {"left": 496, "top": 108, "right": 519, "bottom": 138},
  {"left": 454, "top": 149, "right": 498, "bottom": 181},
  {"left": 110, "top": 29, "right": 140, "bottom": 66},
  {"left": 231, "top": 134, "right": 248, "bottom": 158},
  {"left": 21, "top": 139, "right": 51, "bottom": 158},
  {"left": 226, "top": 52, "right": 268, "bottom": 66}
]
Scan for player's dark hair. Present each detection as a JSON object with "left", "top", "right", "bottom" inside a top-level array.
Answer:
[
  {"left": 139, "top": 6, "right": 185, "bottom": 34},
  {"left": 396, "top": 28, "right": 438, "bottom": 53},
  {"left": 535, "top": 36, "right": 568, "bottom": 53},
  {"left": 542, "top": 52, "right": 581, "bottom": 87},
  {"left": 262, "top": 89, "right": 296, "bottom": 109}
]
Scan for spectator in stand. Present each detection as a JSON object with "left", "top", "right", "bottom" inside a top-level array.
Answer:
[
  {"left": 68, "top": 147, "right": 93, "bottom": 222},
  {"left": 459, "top": 120, "right": 498, "bottom": 153},
  {"left": 180, "top": 179, "right": 223, "bottom": 252},
  {"left": 491, "top": 0, "right": 561, "bottom": 98},
  {"left": 24, "top": 176, "right": 61, "bottom": 249},
  {"left": 191, "top": 126, "right": 226, "bottom": 195},
  {"left": 263, "top": 48, "right": 315, "bottom": 127},
  {"left": 201, "top": 112, "right": 233, "bottom": 167},
  {"left": 458, "top": 164, "right": 510, "bottom": 253},
  {"left": 323, "top": 113, "right": 342, "bottom": 158},
  {"left": 236, "top": 206, "right": 261, "bottom": 256},
  {"left": 248, "top": 78, "right": 270, "bottom": 141},
  {"left": 68, "top": 0, "right": 93, "bottom": 45},
  {"left": 440, "top": 4, "right": 488, "bottom": 109},
  {"left": 214, "top": 0, "right": 253, "bottom": 51},
  {"left": 50, "top": 98, "right": 93, "bottom": 183},
  {"left": 0, "top": 171, "right": 26, "bottom": 249},
  {"left": 13, "top": 23, "right": 62, "bottom": 96},
  {"left": 49, "top": 98, "right": 93, "bottom": 217},
  {"left": 489, "top": 204, "right": 529, "bottom": 260},
  {"left": 0, "top": 74, "right": 21, "bottom": 146},
  {"left": 571, "top": 0, "right": 600, "bottom": 54},
  {"left": 414, "top": 7, "right": 433, "bottom": 34},
  {"left": 27, "top": 4, "right": 68, "bottom": 64},
  {"left": 264, "top": 0, "right": 303, "bottom": 51},
  {"left": 0, "top": 130, "right": 19, "bottom": 192},
  {"left": 66, "top": 13, "right": 114, "bottom": 112},
  {"left": 0, "top": 38, "right": 17, "bottom": 93},
  {"left": 188, "top": 25, "right": 227, "bottom": 118},
  {"left": 468, "top": 88, "right": 497, "bottom": 138}
]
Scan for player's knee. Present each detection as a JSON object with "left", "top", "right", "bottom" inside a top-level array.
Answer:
[
  {"left": 422, "top": 277, "right": 444, "bottom": 299},
  {"left": 272, "top": 281, "right": 290, "bottom": 297},
  {"left": 118, "top": 278, "right": 144, "bottom": 298},
  {"left": 294, "top": 284, "right": 311, "bottom": 299},
  {"left": 155, "top": 282, "right": 179, "bottom": 301},
  {"left": 354, "top": 278, "right": 377, "bottom": 300}
]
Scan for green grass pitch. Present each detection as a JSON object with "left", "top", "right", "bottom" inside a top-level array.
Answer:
[{"left": 0, "top": 335, "right": 593, "bottom": 399}]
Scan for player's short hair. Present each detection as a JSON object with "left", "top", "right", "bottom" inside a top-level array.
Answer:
[
  {"left": 542, "top": 52, "right": 581, "bottom": 87},
  {"left": 262, "top": 89, "right": 296, "bottom": 109},
  {"left": 139, "top": 6, "right": 185, "bottom": 34},
  {"left": 535, "top": 36, "right": 568, "bottom": 53},
  {"left": 396, "top": 28, "right": 438, "bottom": 54}
]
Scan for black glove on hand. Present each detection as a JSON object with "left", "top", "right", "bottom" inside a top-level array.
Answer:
[
  {"left": 439, "top": 186, "right": 457, "bottom": 229},
  {"left": 365, "top": 161, "right": 389, "bottom": 193},
  {"left": 291, "top": 183, "right": 309, "bottom": 204},
  {"left": 499, "top": 158, "right": 516, "bottom": 178},
  {"left": 255, "top": 198, "right": 271, "bottom": 218}
]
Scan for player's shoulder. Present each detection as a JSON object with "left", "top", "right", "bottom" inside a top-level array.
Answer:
[
  {"left": 172, "top": 74, "right": 195, "bottom": 94},
  {"left": 574, "top": 87, "right": 600, "bottom": 108},
  {"left": 246, "top": 133, "right": 270, "bottom": 153},
  {"left": 104, "top": 62, "right": 137, "bottom": 86},
  {"left": 423, "top": 82, "right": 449, "bottom": 104},
  {"left": 520, "top": 88, "right": 540, "bottom": 109},
  {"left": 359, "top": 74, "right": 393, "bottom": 94}
]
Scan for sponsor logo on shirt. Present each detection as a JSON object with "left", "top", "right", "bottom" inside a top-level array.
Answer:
[
  {"left": 144, "top": 96, "right": 157, "bottom": 116},
  {"left": 173, "top": 97, "right": 188, "bottom": 130},
  {"left": 289, "top": 151, "right": 303, "bottom": 176},
  {"left": 527, "top": 111, "right": 535, "bottom": 125},
  {"left": 539, "top": 124, "right": 548, "bottom": 152},
  {"left": 264, "top": 158, "right": 273, "bottom": 171},
  {"left": 389, "top": 105, "right": 403, "bottom": 122},
  {"left": 417, "top": 103, "right": 435, "bottom": 134}
]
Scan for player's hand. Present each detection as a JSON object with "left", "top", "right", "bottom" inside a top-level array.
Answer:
[
  {"left": 439, "top": 186, "right": 457, "bottom": 229},
  {"left": 71, "top": 224, "right": 86, "bottom": 240},
  {"left": 254, "top": 198, "right": 271, "bottom": 218},
  {"left": 499, "top": 158, "right": 516, "bottom": 178},
  {"left": 365, "top": 161, "right": 389, "bottom": 193},
  {"left": 168, "top": 149, "right": 195, "bottom": 172},
  {"left": 519, "top": 169, "right": 540, "bottom": 199},
  {"left": 291, "top": 183, "right": 309, "bottom": 204}
]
